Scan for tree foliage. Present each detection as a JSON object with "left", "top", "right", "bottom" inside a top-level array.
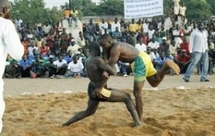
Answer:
[{"left": 11, "top": 0, "right": 62, "bottom": 24}]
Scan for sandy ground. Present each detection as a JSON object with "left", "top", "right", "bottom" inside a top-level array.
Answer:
[{"left": 1, "top": 75, "right": 215, "bottom": 136}]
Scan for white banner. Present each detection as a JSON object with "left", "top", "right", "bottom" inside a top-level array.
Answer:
[{"left": 124, "top": 0, "right": 164, "bottom": 19}]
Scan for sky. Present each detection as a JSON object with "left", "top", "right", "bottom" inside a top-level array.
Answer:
[{"left": 10, "top": 0, "right": 69, "bottom": 8}]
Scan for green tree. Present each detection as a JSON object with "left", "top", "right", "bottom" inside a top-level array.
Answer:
[
  {"left": 97, "top": 0, "right": 123, "bottom": 16},
  {"left": 184, "top": 0, "right": 211, "bottom": 20},
  {"left": 206, "top": 0, "right": 215, "bottom": 15},
  {"left": 11, "top": 0, "right": 62, "bottom": 24}
]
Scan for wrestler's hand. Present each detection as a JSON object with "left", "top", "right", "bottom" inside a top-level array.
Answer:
[
  {"left": 94, "top": 88, "right": 102, "bottom": 98},
  {"left": 102, "top": 71, "right": 109, "bottom": 79}
]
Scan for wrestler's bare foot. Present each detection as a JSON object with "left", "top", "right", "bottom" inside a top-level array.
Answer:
[
  {"left": 133, "top": 122, "right": 146, "bottom": 127},
  {"left": 165, "top": 60, "right": 180, "bottom": 74}
]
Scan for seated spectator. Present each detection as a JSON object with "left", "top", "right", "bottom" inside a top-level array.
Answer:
[
  {"left": 118, "top": 61, "right": 131, "bottom": 77},
  {"left": 112, "top": 26, "right": 122, "bottom": 41},
  {"left": 158, "top": 37, "right": 170, "bottom": 54},
  {"left": 28, "top": 41, "right": 39, "bottom": 56},
  {"left": 180, "top": 37, "right": 189, "bottom": 54},
  {"left": 67, "top": 40, "right": 80, "bottom": 54},
  {"left": 77, "top": 31, "right": 86, "bottom": 48},
  {"left": 148, "top": 37, "right": 160, "bottom": 49},
  {"left": 64, "top": 50, "right": 73, "bottom": 64},
  {"left": 135, "top": 38, "right": 147, "bottom": 52},
  {"left": 18, "top": 55, "right": 32, "bottom": 78},
  {"left": 174, "top": 49, "right": 191, "bottom": 74},
  {"left": 154, "top": 52, "right": 167, "bottom": 71},
  {"left": 30, "top": 54, "right": 43, "bottom": 78},
  {"left": 4, "top": 58, "right": 19, "bottom": 78},
  {"left": 49, "top": 55, "right": 67, "bottom": 78},
  {"left": 21, "top": 37, "right": 29, "bottom": 55},
  {"left": 169, "top": 40, "right": 179, "bottom": 56},
  {"left": 39, "top": 41, "right": 50, "bottom": 56},
  {"left": 146, "top": 47, "right": 156, "bottom": 62},
  {"left": 65, "top": 55, "right": 85, "bottom": 78}
]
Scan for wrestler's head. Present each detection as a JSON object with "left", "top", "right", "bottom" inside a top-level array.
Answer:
[
  {"left": 89, "top": 41, "right": 100, "bottom": 56},
  {"left": 98, "top": 34, "right": 113, "bottom": 49},
  {"left": 0, "top": 0, "right": 12, "bottom": 19}
]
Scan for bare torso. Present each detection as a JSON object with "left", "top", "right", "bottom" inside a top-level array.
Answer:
[
  {"left": 110, "top": 41, "right": 140, "bottom": 63},
  {"left": 85, "top": 56, "right": 104, "bottom": 87}
]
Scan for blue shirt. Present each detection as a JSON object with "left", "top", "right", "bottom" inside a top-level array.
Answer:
[{"left": 18, "top": 59, "right": 32, "bottom": 67}]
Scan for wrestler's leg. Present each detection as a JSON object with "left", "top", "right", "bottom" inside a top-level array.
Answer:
[
  {"left": 62, "top": 99, "right": 99, "bottom": 126},
  {"left": 107, "top": 89, "right": 142, "bottom": 127},
  {"left": 147, "top": 59, "right": 180, "bottom": 87}
]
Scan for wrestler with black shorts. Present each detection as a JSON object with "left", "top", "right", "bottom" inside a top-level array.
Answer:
[{"left": 62, "top": 42, "right": 141, "bottom": 127}]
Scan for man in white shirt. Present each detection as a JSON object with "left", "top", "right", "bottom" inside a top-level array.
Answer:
[
  {"left": 65, "top": 55, "right": 84, "bottom": 78},
  {"left": 0, "top": 0, "right": 24, "bottom": 133},
  {"left": 111, "top": 18, "right": 121, "bottom": 32},
  {"left": 183, "top": 22, "right": 209, "bottom": 82},
  {"left": 50, "top": 55, "right": 67, "bottom": 78},
  {"left": 99, "top": 18, "right": 108, "bottom": 35},
  {"left": 135, "top": 39, "right": 147, "bottom": 52},
  {"left": 148, "top": 38, "right": 160, "bottom": 49}
]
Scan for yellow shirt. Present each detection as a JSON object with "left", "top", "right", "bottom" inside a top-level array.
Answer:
[
  {"left": 63, "top": 10, "right": 71, "bottom": 18},
  {"left": 129, "top": 23, "right": 138, "bottom": 33},
  {"left": 71, "top": 10, "right": 78, "bottom": 17}
]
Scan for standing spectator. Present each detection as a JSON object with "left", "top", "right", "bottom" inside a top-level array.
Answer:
[
  {"left": 0, "top": 0, "right": 24, "bottom": 132},
  {"left": 129, "top": 18, "right": 138, "bottom": 33},
  {"left": 183, "top": 23, "right": 209, "bottom": 82},
  {"left": 142, "top": 19, "right": 149, "bottom": 34},
  {"left": 70, "top": 8, "right": 79, "bottom": 27},
  {"left": 86, "top": 19, "right": 96, "bottom": 42},
  {"left": 179, "top": 2, "right": 186, "bottom": 23},
  {"left": 172, "top": 0, "right": 180, "bottom": 20},
  {"left": 99, "top": 18, "right": 108, "bottom": 35},
  {"left": 63, "top": 6, "right": 71, "bottom": 27},
  {"left": 111, "top": 18, "right": 121, "bottom": 32},
  {"left": 60, "top": 28, "right": 68, "bottom": 54},
  {"left": 148, "top": 25, "right": 155, "bottom": 40}
]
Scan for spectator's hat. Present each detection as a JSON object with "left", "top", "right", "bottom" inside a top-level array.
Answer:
[
  {"left": 75, "top": 51, "right": 81, "bottom": 54},
  {"left": 162, "top": 37, "right": 167, "bottom": 40}
]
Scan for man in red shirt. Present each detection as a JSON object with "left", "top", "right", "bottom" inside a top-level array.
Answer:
[
  {"left": 174, "top": 49, "right": 191, "bottom": 73},
  {"left": 180, "top": 37, "right": 189, "bottom": 54}
]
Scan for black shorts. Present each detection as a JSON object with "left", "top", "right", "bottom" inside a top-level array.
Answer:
[{"left": 87, "top": 82, "right": 108, "bottom": 101}]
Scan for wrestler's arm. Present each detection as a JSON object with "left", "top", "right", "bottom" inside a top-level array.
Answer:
[
  {"left": 108, "top": 45, "right": 121, "bottom": 67},
  {"left": 97, "top": 58, "right": 115, "bottom": 75}
]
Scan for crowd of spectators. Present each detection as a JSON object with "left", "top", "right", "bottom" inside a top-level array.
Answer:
[{"left": 3, "top": 13, "right": 215, "bottom": 79}]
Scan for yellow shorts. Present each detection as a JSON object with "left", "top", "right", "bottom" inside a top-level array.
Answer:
[
  {"left": 131, "top": 51, "right": 157, "bottom": 82},
  {"left": 100, "top": 88, "right": 111, "bottom": 98}
]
